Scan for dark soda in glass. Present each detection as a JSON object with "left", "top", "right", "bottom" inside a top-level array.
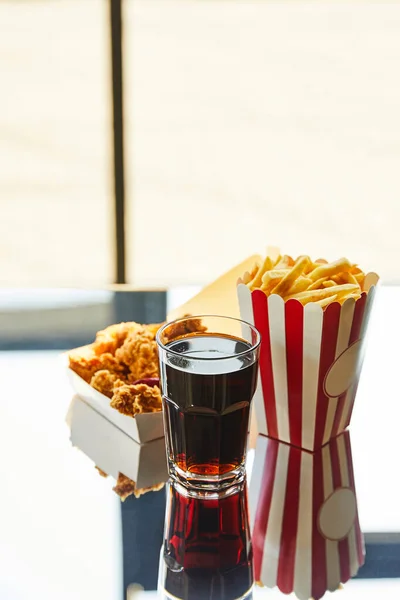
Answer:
[{"left": 160, "top": 332, "right": 259, "bottom": 487}]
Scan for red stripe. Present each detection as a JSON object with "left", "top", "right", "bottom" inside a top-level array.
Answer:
[
  {"left": 344, "top": 292, "right": 375, "bottom": 429},
  {"left": 313, "top": 303, "right": 341, "bottom": 449},
  {"left": 252, "top": 436, "right": 279, "bottom": 580},
  {"left": 284, "top": 300, "right": 304, "bottom": 447},
  {"left": 312, "top": 449, "right": 327, "bottom": 599},
  {"left": 252, "top": 291, "right": 278, "bottom": 440},
  {"left": 330, "top": 437, "right": 351, "bottom": 584},
  {"left": 349, "top": 293, "right": 367, "bottom": 345},
  {"left": 277, "top": 444, "right": 301, "bottom": 594},
  {"left": 331, "top": 296, "right": 367, "bottom": 438},
  {"left": 343, "top": 432, "right": 365, "bottom": 567}
]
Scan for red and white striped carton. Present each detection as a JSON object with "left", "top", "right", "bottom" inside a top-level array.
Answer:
[
  {"left": 238, "top": 272, "right": 379, "bottom": 451},
  {"left": 249, "top": 431, "right": 364, "bottom": 600}
]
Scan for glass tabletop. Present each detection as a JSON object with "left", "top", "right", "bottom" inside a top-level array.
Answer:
[{"left": 0, "top": 286, "right": 399, "bottom": 599}]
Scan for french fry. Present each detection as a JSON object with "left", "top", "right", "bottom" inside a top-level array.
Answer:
[
  {"left": 340, "top": 292, "right": 362, "bottom": 303},
  {"left": 270, "top": 255, "right": 310, "bottom": 296},
  {"left": 242, "top": 264, "right": 259, "bottom": 285},
  {"left": 286, "top": 284, "right": 359, "bottom": 305},
  {"left": 316, "top": 294, "right": 338, "bottom": 307},
  {"left": 332, "top": 272, "right": 359, "bottom": 287},
  {"left": 285, "top": 276, "right": 313, "bottom": 296},
  {"left": 305, "top": 260, "right": 327, "bottom": 274},
  {"left": 307, "top": 258, "right": 353, "bottom": 282},
  {"left": 261, "top": 270, "right": 288, "bottom": 293},
  {"left": 354, "top": 273, "right": 365, "bottom": 288},
  {"left": 340, "top": 272, "right": 358, "bottom": 285},
  {"left": 275, "top": 255, "right": 294, "bottom": 269},
  {"left": 247, "top": 256, "right": 273, "bottom": 290},
  {"left": 322, "top": 280, "right": 336, "bottom": 288},
  {"left": 262, "top": 269, "right": 289, "bottom": 282},
  {"left": 350, "top": 265, "right": 362, "bottom": 274},
  {"left": 308, "top": 277, "right": 328, "bottom": 291}
]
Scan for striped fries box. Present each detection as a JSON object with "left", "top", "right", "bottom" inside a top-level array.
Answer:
[
  {"left": 238, "top": 273, "right": 379, "bottom": 451},
  {"left": 249, "top": 431, "right": 364, "bottom": 600}
]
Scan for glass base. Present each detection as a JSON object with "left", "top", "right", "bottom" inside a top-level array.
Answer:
[{"left": 168, "top": 461, "right": 246, "bottom": 499}]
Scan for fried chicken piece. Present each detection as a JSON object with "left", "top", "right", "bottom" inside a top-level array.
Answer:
[
  {"left": 113, "top": 473, "right": 165, "bottom": 501},
  {"left": 90, "top": 370, "right": 125, "bottom": 398},
  {"left": 69, "top": 352, "right": 125, "bottom": 383},
  {"left": 163, "top": 315, "right": 207, "bottom": 342},
  {"left": 116, "top": 329, "right": 159, "bottom": 380},
  {"left": 144, "top": 322, "right": 164, "bottom": 338},
  {"left": 93, "top": 322, "right": 143, "bottom": 355},
  {"left": 110, "top": 383, "right": 162, "bottom": 417}
]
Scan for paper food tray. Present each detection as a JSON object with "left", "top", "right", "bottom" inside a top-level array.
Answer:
[
  {"left": 67, "top": 395, "right": 168, "bottom": 488},
  {"left": 67, "top": 363, "right": 164, "bottom": 444}
]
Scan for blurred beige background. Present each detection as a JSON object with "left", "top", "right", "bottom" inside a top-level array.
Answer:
[{"left": 1, "top": 0, "right": 399, "bottom": 287}]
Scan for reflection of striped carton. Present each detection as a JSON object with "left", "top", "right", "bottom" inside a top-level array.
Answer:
[
  {"left": 238, "top": 273, "right": 378, "bottom": 450},
  {"left": 249, "top": 431, "right": 364, "bottom": 600}
]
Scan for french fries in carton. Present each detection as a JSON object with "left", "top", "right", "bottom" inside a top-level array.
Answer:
[
  {"left": 249, "top": 431, "right": 364, "bottom": 599},
  {"left": 238, "top": 251, "right": 379, "bottom": 451}
]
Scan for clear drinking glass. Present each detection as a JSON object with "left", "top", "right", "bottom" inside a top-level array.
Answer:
[{"left": 156, "top": 315, "right": 260, "bottom": 492}]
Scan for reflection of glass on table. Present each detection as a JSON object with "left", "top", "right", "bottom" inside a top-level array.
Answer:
[
  {"left": 157, "top": 316, "right": 260, "bottom": 493},
  {"left": 159, "top": 479, "right": 253, "bottom": 600}
]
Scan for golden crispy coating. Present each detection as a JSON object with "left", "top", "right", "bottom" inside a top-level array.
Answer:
[
  {"left": 93, "top": 322, "right": 143, "bottom": 355},
  {"left": 69, "top": 352, "right": 125, "bottom": 383},
  {"left": 90, "top": 370, "right": 125, "bottom": 398},
  {"left": 110, "top": 383, "right": 162, "bottom": 417},
  {"left": 70, "top": 321, "right": 165, "bottom": 397},
  {"left": 116, "top": 329, "right": 159, "bottom": 380},
  {"left": 163, "top": 315, "right": 207, "bottom": 342},
  {"left": 145, "top": 322, "right": 164, "bottom": 337},
  {"left": 113, "top": 473, "right": 165, "bottom": 501}
]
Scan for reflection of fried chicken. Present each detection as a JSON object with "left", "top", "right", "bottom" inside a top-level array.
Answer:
[
  {"left": 113, "top": 473, "right": 165, "bottom": 501},
  {"left": 95, "top": 466, "right": 108, "bottom": 478},
  {"left": 69, "top": 352, "right": 125, "bottom": 383},
  {"left": 93, "top": 322, "right": 143, "bottom": 355},
  {"left": 163, "top": 315, "right": 207, "bottom": 342},
  {"left": 110, "top": 383, "right": 162, "bottom": 417},
  {"left": 90, "top": 370, "right": 125, "bottom": 398},
  {"left": 116, "top": 329, "right": 159, "bottom": 380}
]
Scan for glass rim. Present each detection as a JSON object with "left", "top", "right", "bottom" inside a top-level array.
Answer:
[{"left": 156, "top": 314, "right": 261, "bottom": 361}]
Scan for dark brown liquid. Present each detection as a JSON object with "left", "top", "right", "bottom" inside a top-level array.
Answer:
[
  {"left": 161, "top": 334, "right": 258, "bottom": 477},
  {"left": 162, "top": 482, "right": 253, "bottom": 600}
]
